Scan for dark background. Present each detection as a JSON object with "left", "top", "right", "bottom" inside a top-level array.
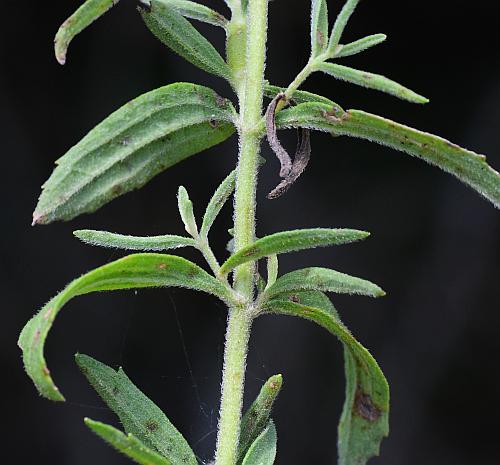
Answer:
[{"left": 1, "top": 1, "right": 499, "bottom": 464}]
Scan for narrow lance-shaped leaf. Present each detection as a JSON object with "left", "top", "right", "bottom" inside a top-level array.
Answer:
[
  {"left": 84, "top": 419, "right": 172, "bottom": 465},
  {"left": 263, "top": 291, "right": 389, "bottom": 465},
  {"left": 316, "top": 62, "right": 429, "bottom": 104},
  {"left": 140, "top": 0, "right": 232, "bottom": 80},
  {"left": 18, "top": 254, "right": 233, "bottom": 401},
  {"left": 238, "top": 375, "right": 283, "bottom": 463},
  {"left": 148, "top": 0, "right": 228, "bottom": 28},
  {"left": 178, "top": 186, "right": 198, "bottom": 237},
  {"left": 33, "top": 83, "right": 235, "bottom": 225},
  {"left": 266, "top": 254, "right": 279, "bottom": 289},
  {"left": 220, "top": 229, "right": 369, "bottom": 275},
  {"left": 263, "top": 267, "right": 385, "bottom": 301},
  {"left": 201, "top": 170, "right": 236, "bottom": 237},
  {"left": 275, "top": 102, "right": 500, "bottom": 208},
  {"left": 264, "top": 83, "right": 338, "bottom": 106},
  {"left": 335, "top": 33, "right": 387, "bottom": 59},
  {"left": 311, "top": 0, "right": 329, "bottom": 57},
  {"left": 77, "top": 355, "right": 197, "bottom": 465},
  {"left": 74, "top": 230, "right": 196, "bottom": 251},
  {"left": 241, "top": 422, "right": 277, "bottom": 465},
  {"left": 327, "top": 0, "right": 362, "bottom": 57},
  {"left": 54, "top": 0, "right": 120, "bottom": 65}
]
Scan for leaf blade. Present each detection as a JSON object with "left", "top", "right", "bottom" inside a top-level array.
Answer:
[
  {"left": 74, "top": 230, "right": 196, "bottom": 251},
  {"left": 141, "top": 0, "right": 232, "bottom": 80},
  {"left": 78, "top": 356, "right": 196, "bottom": 465},
  {"left": 33, "top": 83, "right": 235, "bottom": 224},
  {"left": 264, "top": 292, "right": 389, "bottom": 465},
  {"left": 327, "top": 0, "right": 361, "bottom": 57},
  {"left": 335, "top": 33, "right": 387, "bottom": 58},
  {"left": 220, "top": 229, "right": 369, "bottom": 275},
  {"left": 311, "top": 0, "right": 329, "bottom": 57},
  {"left": 275, "top": 102, "right": 500, "bottom": 208},
  {"left": 316, "top": 62, "right": 428, "bottom": 104},
  {"left": 149, "top": 0, "right": 227, "bottom": 28},
  {"left": 264, "top": 267, "right": 385, "bottom": 300},
  {"left": 177, "top": 186, "right": 198, "bottom": 237},
  {"left": 54, "top": 0, "right": 120, "bottom": 65},
  {"left": 18, "top": 254, "right": 232, "bottom": 401},
  {"left": 84, "top": 418, "right": 172, "bottom": 465},
  {"left": 241, "top": 422, "right": 277, "bottom": 465}
]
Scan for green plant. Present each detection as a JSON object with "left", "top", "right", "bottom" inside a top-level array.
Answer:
[{"left": 19, "top": 0, "right": 499, "bottom": 464}]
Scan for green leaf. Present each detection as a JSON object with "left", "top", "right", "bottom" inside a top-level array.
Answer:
[
  {"left": 140, "top": 0, "right": 232, "bottom": 80},
  {"left": 275, "top": 102, "right": 500, "bottom": 208},
  {"left": 264, "top": 82, "right": 337, "bottom": 106},
  {"left": 148, "top": 0, "right": 227, "bottom": 28},
  {"left": 54, "top": 0, "right": 120, "bottom": 65},
  {"left": 18, "top": 254, "right": 233, "bottom": 401},
  {"left": 316, "top": 62, "right": 429, "bottom": 104},
  {"left": 220, "top": 229, "right": 369, "bottom": 275},
  {"left": 263, "top": 291, "right": 389, "bottom": 465},
  {"left": 311, "top": 0, "right": 329, "bottom": 57},
  {"left": 335, "top": 33, "right": 387, "bottom": 59},
  {"left": 77, "top": 355, "right": 197, "bottom": 465},
  {"left": 33, "top": 83, "right": 235, "bottom": 225},
  {"left": 266, "top": 254, "right": 279, "bottom": 289},
  {"left": 263, "top": 267, "right": 385, "bottom": 301},
  {"left": 241, "top": 422, "right": 277, "bottom": 465},
  {"left": 177, "top": 186, "right": 198, "bottom": 237},
  {"left": 238, "top": 375, "right": 282, "bottom": 463},
  {"left": 84, "top": 418, "right": 172, "bottom": 465},
  {"left": 201, "top": 170, "right": 237, "bottom": 237},
  {"left": 327, "top": 0, "right": 362, "bottom": 57},
  {"left": 74, "top": 230, "right": 196, "bottom": 251}
]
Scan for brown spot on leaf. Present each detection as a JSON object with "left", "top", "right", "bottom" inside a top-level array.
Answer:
[
  {"left": 43, "top": 365, "right": 51, "bottom": 376},
  {"left": 209, "top": 118, "right": 219, "bottom": 128},
  {"left": 145, "top": 420, "right": 159, "bottom": 433},
  {"left": 289, "top": 294, "right": 301, "bottom": 303},
  {"left": 354, "top": 389, "right": 381, "bottom": 422},
  {"left": 157, "top": 263, "right": 168, "bottom": 270}
]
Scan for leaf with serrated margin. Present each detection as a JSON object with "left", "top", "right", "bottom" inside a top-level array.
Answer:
[
  {"left": 77, "top": 356, "right": 196, "bottom": 465},
  {"left": 316, "top": 62, "right": 428, "bottom": 104},
  {"left": 311, "top": 0, "right": 329, "bottom": 57},
  {"left": 54, "top": 0, "right": 120, "bottom": 65},
  {"left": 327, "top": 0, "right": 361, "bottom": 57},
  {"left": 18, "top": 254, "right": 233, "bottom": 401},
  {"left": 264, "top": 83, "right": 338, "bottom": 106},
  {"left": 201, "top": 170, "right": 236, "bottom": 237},
  {"left": 148, "top": 0, "right": 227, "bottom": 28},
  {"left": 220, "top": 229, "right": 369, "bottom": 275},
  {"left": 263, "top": 291, "right": 389, "bottom": 465},
  {"left": 241, "top": 422, "right": 277, "bottom": 465},
  {"left": 275, "top": 102, "right": 500, "bottom": 208},
  {"left": 237, "top": 375, "right": 283, "bottom": 463},
  {"left": 33, "top": 83, "right": 235, "bottom": 225},
  {"left": 74, "top": 230, "right": 196, "bottom": 251},
  {"left": 335, "top": 33, "right": 387, "bottom": 58},
  {"left": 263, "top": 267, "right": 385, "bottom": 301},
  {"left": 84, "top": 418, "right": 172, "bottom": 465},
  {"left": 140, "top": 0, "right": 232, "bottom": 80}
]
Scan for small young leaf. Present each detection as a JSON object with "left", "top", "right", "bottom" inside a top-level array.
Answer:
[
  {"left": 77, "top": 355, "right": 197, "bottom": 465},
  {"left": 74, "top": 230, "right": 196, "bottom": 251},
  {"left": 266, "top": 255, "right": 279, "bottom": 289},
  {"left": 327, "top": 0, "right": 362, "bottom": 57},
  {"left": 84, "top": 418, "right": 172, "bottom": 465},
  {"left": 140, "top": 0, "right": 232, "bottom": 80},
  {"left": 178, "top": 187, "right": 198, "bottom": 237},
  {"left": 316, "top": 62, "right": 429, "bottom": 104},
  {"left": 33, "top": 83, "right": 235, "bottom": 225},
  {"left": 311, "top": 0, "right": 329, "bottom": 57},
  {"left": 54, "top": 0, "right": 120, "bottom": 65},
  {"left": 263, "top": 291, "right": 389, "bottom": 465},
  {"left": 18, "top": 254, "right": 233, "bottom": 401},
  {"left": 201, "top": 170, "right": 237, "bottom": 237},
  {"left": 264, "top": 82, "right": 337, "bottom": 106},
  {"left": 275, "top": 102, "right": 500, "bottom": 208},
  {"left": 241, "top": 422, "right": 277, "bottom": 465},
  {"left": 335, "top": 33, "right": 387, "bottom": 58},
  {"left": 238, "top": 375, "right": 283, "bottom": 463},
  {"left": 263, "top": 267, "right": 385, "bottom": 301},
  {"left": 149, "top": 0, "right": 227, "bottom": 28},
  {"left": 220, "top": 229, "right": 369, "bottom": 275}
]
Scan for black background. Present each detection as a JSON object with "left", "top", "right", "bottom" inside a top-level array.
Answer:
[{"left": 1, "top": 1, "right": 499, "bottom": 464}]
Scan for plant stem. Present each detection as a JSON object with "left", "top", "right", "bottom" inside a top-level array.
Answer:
[{"left": 215, "top": 1, "right": 269, "bottom": 465}]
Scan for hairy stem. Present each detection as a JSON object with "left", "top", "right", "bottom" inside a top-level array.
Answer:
[{"left": 215, "top": 1, "right": 269, "bottom": 464}]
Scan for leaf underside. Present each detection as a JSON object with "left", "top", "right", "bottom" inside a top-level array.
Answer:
[
  {"left": 78, "top": 355, "right": 197, "bottom": 465},
  {"left": 264, "top": 290, "right": 389, "bottom": 465},
  {"left": 241, "top": 422, "right": 277, "bottom": 465},
  {"left": 33, "top": 83, "right": 235, "bottom": 224},
  {"left": 152, "top": 0, "right": 227, "bottom": 28},
  {"left": 18, "top": 254, "right": 231, "bottom": 401}
]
